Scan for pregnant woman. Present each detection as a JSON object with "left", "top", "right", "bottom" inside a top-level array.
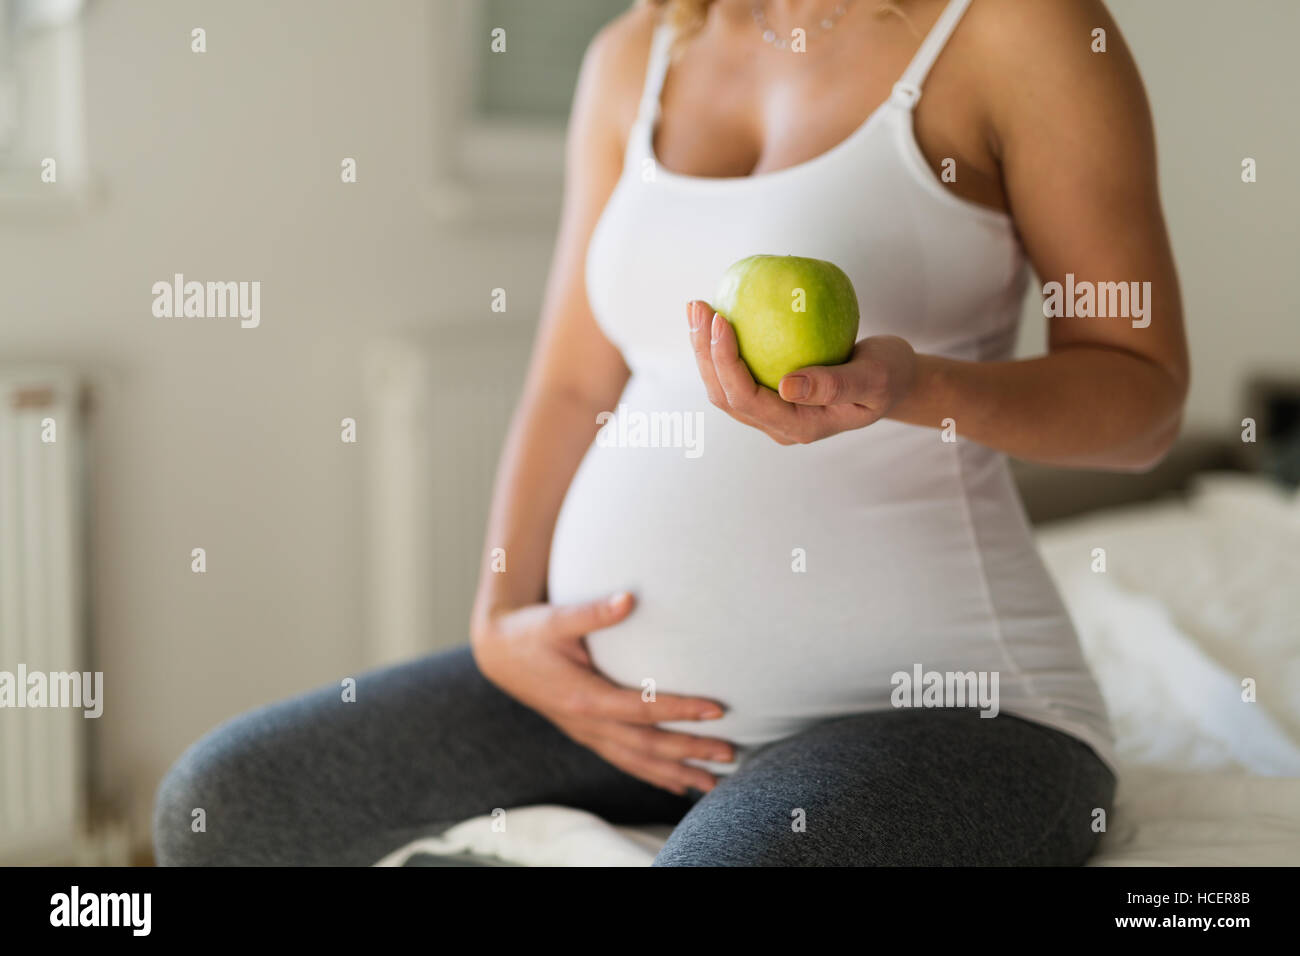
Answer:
[{"left": 155, "top": 0, "right": 1187, "bottom": 866}]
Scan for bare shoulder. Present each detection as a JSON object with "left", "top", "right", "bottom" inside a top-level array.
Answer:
[
  {"left": 957, "top": 0, "right": 1151, "bottom": 138},
  {"left": 574, "top": 3, "right": 661, "bottom": 145},
  {"left": 958, "top": 0, "right": 1130, "bottom": 66}
]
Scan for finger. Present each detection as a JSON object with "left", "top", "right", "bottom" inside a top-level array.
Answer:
[
  {"left": 687, "top": 300, "right": 730, "bottom": 409},
  {"left": 598, "top": 723, "right": 736, "bottom": 764},
  {"left": 587, "top": 683, "right": 727, "bottom": 725},
  {"left": 558, "top": 668, "right": 727, "bottom": 724},
  {"left": 544, "top": 591, "right": 635, "bottom": 640},
  {"left": 607, "top": 756, "right": 691, "bottom": 796},
  {"left": 602, "top": 741, "right": 719, "bottom": 794},
  {"left": 709, "top": 312, "right": 805, "bottom": 426},
  {"left": 818, "top": 400, "right": 885, "bottom": 431},
  {"left": 556, "top": 720, "right": 704, "bottom": 795},
  {"left": 691, "top": 304, "right": 792, "bottom": 440},
  {"left": 778, "top": 352, "right": 877, "bottom": 408}
]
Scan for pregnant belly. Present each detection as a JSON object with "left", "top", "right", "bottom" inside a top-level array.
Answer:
[{"left": 546, "top": 389, "right": 1018, "bottom": 748}]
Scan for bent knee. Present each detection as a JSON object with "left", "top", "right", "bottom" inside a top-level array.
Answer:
[{"left": 152, "top": 715, "right": 288, "bottom": 866}]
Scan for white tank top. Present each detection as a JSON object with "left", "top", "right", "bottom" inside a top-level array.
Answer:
[{"left": 548, "top": 0, "right": 1116, "bottom": 773}]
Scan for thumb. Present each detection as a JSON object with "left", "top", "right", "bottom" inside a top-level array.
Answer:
[
  {"left": 545, "top": 591, "right": 635, "bottom": 640},
  {"left": 778, "top": 360, "right": 872, "bottom": 406}
]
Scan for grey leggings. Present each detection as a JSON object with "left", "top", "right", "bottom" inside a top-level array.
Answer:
[{"left": 153, "top": 646, "right": 1115, "bottom": 866}]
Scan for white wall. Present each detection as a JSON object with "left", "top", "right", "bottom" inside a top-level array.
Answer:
[
  {"left": 1014, "top": 0, "right": 1300, "bottom": 417},
  {"left": 1, "top": 0, "right": 554, "bottom": 850},
  {"left": 0, "top": 0, "right": 1295, "bottom": 853}
]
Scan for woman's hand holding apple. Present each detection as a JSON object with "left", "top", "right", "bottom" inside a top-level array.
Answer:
[{"left": 688, "top": 299, "right": 918, "bottom": 445}]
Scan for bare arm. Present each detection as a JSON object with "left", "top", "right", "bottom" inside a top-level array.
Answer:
[
  {"left": 469, "top": 22, "right": 635, "bottom": 629},
  {"left": 697, "top": 0, "right": 1189, "bottom": 471},
  {"left": 468, "top": 12, "right": 734, "bottom": 795},
  {"left": 886, "top": 0, "right": 1188, "bottom": 470}
]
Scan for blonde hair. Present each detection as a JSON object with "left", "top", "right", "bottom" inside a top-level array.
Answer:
[
  {"left": 641, "top": 0, "right": 713, "bottom": 38},
  {"left": 640, "top": 0, "right": 919, "bottom": 44}
]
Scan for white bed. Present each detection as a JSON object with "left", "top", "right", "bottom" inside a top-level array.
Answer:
[{"left": 378, "top": 472, "right": 1300, "bottom": 866}]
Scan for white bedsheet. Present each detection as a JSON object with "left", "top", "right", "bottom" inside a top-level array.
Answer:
[
  {"left": 379, "top": 473, "right": 1300, "bottom": 866},
  {"left": 1089, "top": 768, "right": 1300, "bottom": 866},
  {"left": 1036, "top": 472, "right": 1300, "bottom": 776}
]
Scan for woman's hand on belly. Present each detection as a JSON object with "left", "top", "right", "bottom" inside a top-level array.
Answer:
[
  {"left": 688, "top": 300, "right": 917, "bottom": 444},
  {"left": 471, "top": 591, "right": 735, "bottom": 795}
]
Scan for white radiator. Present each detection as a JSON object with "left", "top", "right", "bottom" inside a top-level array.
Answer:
[
  {"left": 362, "top": 327, "right": 532, "bottom": 666},
  {"left": 0, "top": 368, "right": 88, "bottom": 862}
]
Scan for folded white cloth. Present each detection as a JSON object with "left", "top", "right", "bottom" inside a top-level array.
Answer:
[{"left": 373, "top": 805, "right": 673, "bottom": 867}]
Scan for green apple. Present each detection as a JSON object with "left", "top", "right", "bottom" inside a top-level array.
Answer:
[{"left": 712, "top": 254, "right": 860, "bottom": 392}]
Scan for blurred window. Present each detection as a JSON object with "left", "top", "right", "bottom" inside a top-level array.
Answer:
[
  {"left": 473, "top": 0, "right": 629, "bottom": 122},
  {"left": 0, "top": 0, "right": 86, "bottom": 179}
]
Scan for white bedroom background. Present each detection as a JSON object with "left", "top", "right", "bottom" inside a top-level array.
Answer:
[{"left": 0, "top": 0, "right": 1295, "bottom": 856}]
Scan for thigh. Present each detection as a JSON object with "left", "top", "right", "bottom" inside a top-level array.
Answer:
[
  {"left": 153, "top": 645, "right": 691, "bottom": 865},
  {"left": 654, "top": 708, "right": 1116, "bottom": 866}
]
